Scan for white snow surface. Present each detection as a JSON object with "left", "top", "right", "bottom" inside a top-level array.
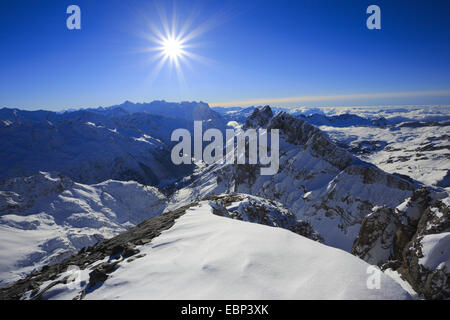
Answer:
[
  {"left": 320, "top": 124, "right": 449, "bottom": 187},
  {"left": 42, "top": 201, "right": 410, "bottom": 300},
  {"left": 0, "top": 172, "right": 167, "bottom": 286},
  {"left": 419, "top": 232, "right": 450, "bottom": 271}
]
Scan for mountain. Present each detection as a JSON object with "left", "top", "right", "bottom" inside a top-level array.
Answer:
[
  {"left": 169, "top": 106, "right": 416, "bottom": 251},
  {"left": 108, "top": 100, "right": 225, "bottom": 127},
  {"left": 296, "top": 113, "right": 389, "bottom": 127},
  {"left": 0, "top": 198, "right": 410, "bottom": 300},
  {"left": 0, "top": 100, "right": 225, "bottom": 125},
  {"left": 0, "top": 101, "right": 228, "bottom": 185},
  {"left": 0, "top": 116, "right": 190, "bottom": 185},
  {"left": 0, "top": 172, "right": 167, "bottom": 286},
  {"left": 215, "top": 105, "right": 450, "bottom": 128},
  {"left": 0, "top": 104, "right": 448, "bottom": 300},
  {"left": 203, "top": 193, "right": 323, "bottom": 242}
]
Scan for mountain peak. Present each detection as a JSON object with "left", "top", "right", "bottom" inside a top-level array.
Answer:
[{"left": 244, "top": 105, "right": 273, "bottom": 128}]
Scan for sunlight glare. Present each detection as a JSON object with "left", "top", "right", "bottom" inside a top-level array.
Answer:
[{"left": 162, "top": 37, "right": 183, "bottom": 60}]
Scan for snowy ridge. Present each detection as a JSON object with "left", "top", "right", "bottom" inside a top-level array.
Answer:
[
  {"left": 2, "top": 201, "right": 411, "bottom": 300},
  {"left": 169, "top": 107, "right": 415, "bottom": 251}
]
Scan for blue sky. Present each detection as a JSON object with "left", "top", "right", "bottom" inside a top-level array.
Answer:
[{"left": 1, "top": 0, "right": 450, "bottom": 110}]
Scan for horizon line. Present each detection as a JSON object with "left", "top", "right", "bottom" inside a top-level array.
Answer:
[{"left": 209, "top": 89, "right": 450, "bottom": 107}]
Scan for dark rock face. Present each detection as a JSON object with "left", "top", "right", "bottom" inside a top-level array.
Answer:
[
  {"left": 244, "top": 105, "right": 273, "bottom": 128},
  {"left": 351, "top": 206, "right": 399, "bottom": 265},
  {"left": 244, "top": 105, "right": 353, "bottom": 172},
  {"left": 348, "top": 140, "right": 388, "bottom": 155},
  {"left": 351, "top": 188, "right": 450, "bottom": 299},
  {"left": 344, "top": 165, "right": 414, "bottom": 191},
  {"left": 287, "top": 221, "right": 323, "bottom": 243},
  {"left": 122, "top": 246, "right": 140, "bottom": 258},
  {"left": 401, "top": 199, "right": 450, "bottom": 299},
  {"left": 266, "top": 112, "right": 353, "bottom": 171}
]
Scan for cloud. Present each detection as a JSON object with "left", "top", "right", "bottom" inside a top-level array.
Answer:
[{"left": 210, "top": 89, "right": 450, "bottom": 107}]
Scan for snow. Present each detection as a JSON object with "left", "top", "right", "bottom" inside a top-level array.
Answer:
[
  {"left": 1, "top": 104, "right": 447, "bottom": 299},
  {"left": 289, "top": 105, "right": 450, "bottom": 123},
  {"left": 0, "top": 172, "right": 167, "bottom": 286},
  {"left": 320, "top": 124, "right": 449, "bottom": 187},
  {"left": 0, "top": 104, "right": 210, "bottom": 186},
  {"left": 169, "top": 111, "right": 415, "bottom": 252},
  {"left": 218, "top": 105, "right": 449, "bottom": 188},
  {"left": 43, "top": 202, "right": 410, "bottom": 300},
  {"left": 419, "top": 232, "right": 450, "bottom": 271},
  {"left": 383, "top": 268, "right": 419, "bottom": 299}
]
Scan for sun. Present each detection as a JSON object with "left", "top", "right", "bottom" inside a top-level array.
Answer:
[
  {"left": 141, "top": 4, "right": 217, "bottom": 84},
  {"left": 162, "top": 37, "right": 183, "bottom": 60}
]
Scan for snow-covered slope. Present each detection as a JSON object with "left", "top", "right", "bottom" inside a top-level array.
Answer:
[
  {"left": 2, "top": 201, "right": 410, "bottom": 300},
  {"left": 320, "top": 122, "right": 449, "bottom": 188},
  {"left": 0, "top": 172, "right": 167, "bottom": 286},
  {"left": 204, "top": 193, "right": 323, "bottom": 242},
  {"left": 0, "top": 101, "right": 227, "bottom": 186},
  {"left": 0, "top": 115, "right": 193, "bottom": 186},
  {"left": 169, "top": 107, "right": 415, "bottom": 251},
  {"left": 287, "top": 105, "right": 450, "bottom": 124}
]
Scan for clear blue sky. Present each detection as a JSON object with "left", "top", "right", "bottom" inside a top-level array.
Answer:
[{"left": 1, "top": 0, "right": 450, "bottom": 110}]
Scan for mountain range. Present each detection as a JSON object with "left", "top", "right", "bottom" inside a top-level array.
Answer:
[{"left": 0, "top": 101, "right": 448, "bottom": 299}]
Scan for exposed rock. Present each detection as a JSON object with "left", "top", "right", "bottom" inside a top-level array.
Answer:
[
  {"left": 0, "top": 172, "right": 73, "bottom": 213},
  {"left": 244, "top": 105, "right": 273, "bottom": 128},
  {"left": 89, "top": 269, "right": 108, "bottom": 287},
  {"left": 266, "top": 111, "right": 353, "bottom": 170},
  {"left": 205, "top": 193, "right": 323, "bottom": 242},
  {"left": 352, "top": 188, "right": 450, "bottom": 299},
  {"left": 126, "top": 253, "right": 146, "bottom": 263},
  {"left": 400, "top": 199, "right": 449, "bottom": 299},
  {"left": 351, "top": 206, "right": 399, "bottom": 265}
]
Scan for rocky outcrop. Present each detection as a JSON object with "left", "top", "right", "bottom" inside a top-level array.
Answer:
[
  {"left": 266, "top": 111, "right": 353, "bottom": 170},
  {"left": 400, "top": 199, "right": 449, "bottom": 299},
  {"left": 205, "top": 193, "right": 323, "bottom": 242},
  {"left": 351, "top": 188, "right": 450, "bottom": 299},
  {"left": 351, "top": 206, "right": 399, "bottom": 265},
  {"left": 244, "top": 105, "right": 273, "bottom": 128}
]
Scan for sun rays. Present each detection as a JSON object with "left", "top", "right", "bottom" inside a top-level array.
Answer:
[{"left": 138, "top": 2, "right": 221, "bottom": 88}]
